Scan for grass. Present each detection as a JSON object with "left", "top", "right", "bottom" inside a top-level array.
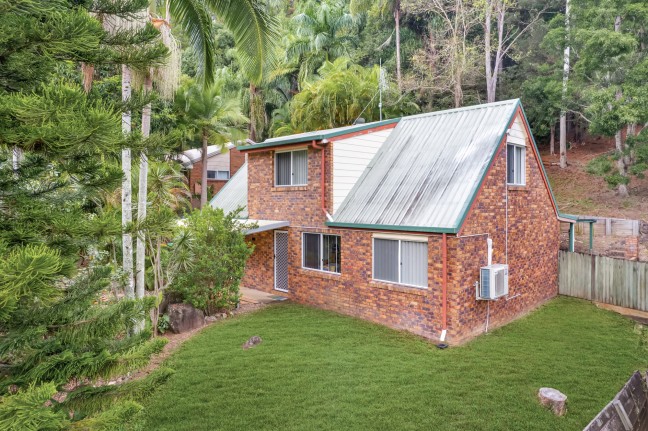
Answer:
[{"left": 139, "top": 297, "right": 647, "bottom": 431}]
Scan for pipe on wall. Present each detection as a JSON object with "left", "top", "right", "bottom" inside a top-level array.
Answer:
[
  {"left": 441, "top": 233, "right": 448, "bottom": 341},
  {"left": 311, "top": 140, "right": 333, "bottom": 222}
]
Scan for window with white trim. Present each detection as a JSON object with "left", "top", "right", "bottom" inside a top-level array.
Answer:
[
  {"left": 373, "top": 237, "right": 427, "bottom": 288},
  {"left": 506, "top": 144, "right": 525, "bottom": 185},
  {"left": 302, "top": 233, "right": 341, "bottom": 273},
  {"left": 207, "top": 170, "right": 230, "bottom": 180},
  {"left": 275, "top": 149, "right": 308, "bottom": 186}
]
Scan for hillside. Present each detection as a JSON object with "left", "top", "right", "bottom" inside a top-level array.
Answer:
[{"left": 542, "top": 139, "right": 648, "bottom": 221}]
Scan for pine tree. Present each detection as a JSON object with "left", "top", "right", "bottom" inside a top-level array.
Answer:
[{"left": 0, "top": 1, "right": 169, "bottom": 426}]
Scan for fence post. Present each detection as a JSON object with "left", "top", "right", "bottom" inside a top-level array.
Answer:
[{"left": 590, "top": 254, "right": 596, "bottom": 301}]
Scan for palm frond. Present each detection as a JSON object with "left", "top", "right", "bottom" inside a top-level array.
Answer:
[
  {"left": 204, "top": 0, "right": 280, "bottom": 84},
  {"left": 169, "top": 0, "right": 216, "bottom": 86}
]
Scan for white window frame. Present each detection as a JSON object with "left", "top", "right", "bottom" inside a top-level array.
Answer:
[
  {"left": 207, "top": 170, "right": 230, "bottom": 180},
  {"left": 506, "top": 143, "right": 526, "bottom": 186},
  {"left": 275, "top": 148, "right": 308, "bottom": 187},
  {"left": 371, "top": 234, "right": 428, "bottom": 288},
  {"left": 301, "top": 232, "right": 341, "bottom": 274}
]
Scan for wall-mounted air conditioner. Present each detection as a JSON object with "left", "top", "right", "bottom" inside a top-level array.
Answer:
[{"left": 478, "top": 264, "right": 509, "bottom": 300}]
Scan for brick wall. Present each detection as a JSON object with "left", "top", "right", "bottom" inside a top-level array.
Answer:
[
  {"left": 242, "top": 230, "right": 274, "bottom": 292},
  {"left": 247, "top": 145, "right": 332, "bottom": 227},
  {"left": 240, "top": 114, "right": 560, "bottom": 343},
  {"left": 449, "top": 111, "right": 560, "bottom": 342}
]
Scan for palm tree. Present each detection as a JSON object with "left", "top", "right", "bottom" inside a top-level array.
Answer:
[
  {"left": 169, "top": 0, "right": 279, "bottom": 86},
  {"left": 286, "top": 1, "right": 359, "bottom": 83},
  {"left": 176, "top": 77, "right": 248, "bottom": 208}
]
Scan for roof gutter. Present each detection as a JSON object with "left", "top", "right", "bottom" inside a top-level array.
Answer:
[{"left": 312, "top": 140, "right": 333, "bottom": 222}]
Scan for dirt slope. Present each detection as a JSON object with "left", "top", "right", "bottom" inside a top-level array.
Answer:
[{"left": 541, "top": 139, "right": 648, "bottom": 221}]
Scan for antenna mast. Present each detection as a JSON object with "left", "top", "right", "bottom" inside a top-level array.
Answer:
[{"left": 379, "top": 59, "right": 383, "bottom": 121}]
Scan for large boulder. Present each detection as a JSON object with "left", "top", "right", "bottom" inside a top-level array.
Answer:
[{"left": 167, "top": 303, "right": 205, "bottom": 334}]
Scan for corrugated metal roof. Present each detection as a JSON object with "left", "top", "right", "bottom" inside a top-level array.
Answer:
[
  {"left": 328, "top": 100, "right": 520, "bottom": 233},
  {"left": 237, "top": 118, "right": 400, "bottom": 151},
  {"left": 177, "top": 143, "right": 236, "bottom": 168},
  {"left": 210, "top": 162, "right": 248, "bottom": 218}
]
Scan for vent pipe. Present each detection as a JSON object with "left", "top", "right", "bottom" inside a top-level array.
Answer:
[{"left": 487, "top": 238, "right": 493, "bottom": 266}]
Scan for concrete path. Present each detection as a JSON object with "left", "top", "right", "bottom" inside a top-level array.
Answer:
[{"left": 240, "top": 286, "right": 288, "bottom": 305}]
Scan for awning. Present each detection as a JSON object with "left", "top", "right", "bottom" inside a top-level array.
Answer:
[{"left": 238, "top": 219, "right": 290, "bottom": 235}]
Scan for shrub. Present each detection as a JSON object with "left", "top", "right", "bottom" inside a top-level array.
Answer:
[{"left": 170, "top": 208, "right": 252, "bottom": 315}]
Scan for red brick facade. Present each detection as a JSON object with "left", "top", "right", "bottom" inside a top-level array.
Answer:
[
  {"left": 187, "top": 148, "right": 245, "bottom": 197},
  {"left": 240, "top": 110, "right": 560, "bottom": 343}
]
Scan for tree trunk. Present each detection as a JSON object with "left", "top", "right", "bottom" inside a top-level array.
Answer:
[
  {"left": 81, "top": 63, "right": 95, "bottom": 93},
  {"left": 550, "top": 122, "right": 556, "bottom": 155},
  {"left": 122, "top": 64, "right": 134, "bottom": 298},
  {"left": 484, "top": 1, "right": 493, "bottom": 102},
  {"left": 249, "top": 83, "right": 258, "bottom": 142},
  {"left": 394, "top": 0, "right": 402, "bottom": 90},
  {"left": 615, "top": 128, "right": 629, "bottom": 197},
  {"left": 136, "top": 72, "right": 152, "bottom": 299},
  {"left": 613, "top": 15, "right": 629, "bottom": 197},
  {"left": 559, "top": 0, "right": 570, "bottom": 169},
  {"left": 200, "top": 131, "right": 209, "bottom": 209}
]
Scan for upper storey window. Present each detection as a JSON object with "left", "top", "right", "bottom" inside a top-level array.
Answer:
[
  {"left": 275, "top": 149, "right": 308, "bottom": 186},
  {"left": 506, "top": 144, "right": 526, "bottom": 186}
]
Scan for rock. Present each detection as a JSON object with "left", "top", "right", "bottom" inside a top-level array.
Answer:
[
  {"left": 538, "top": 387, "right": 567, "bottom": 416},
  {"left": 205, "top": 316, "right": 218, "bottom": 323},
  {"left": 242, "top": 336, "right": 262, "bottom": 350},
  {"left": 168, "top": 303, "right": 205, "bottom": 334}
]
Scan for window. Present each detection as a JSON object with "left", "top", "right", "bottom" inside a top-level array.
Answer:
[
  {"left": 506, "top": 144, "right": 525, "bottom": 185},
  {"left": 275, "top": 149, "right": 308, "bottom": 186},
  {"left": 207, "top": 170, "right": 230, "bottom": 180},
  {"left": 373, "top": 237, "right": 427, "bottom": 288},
  {"left": 302, "top": 233, "right": 341, "bottom": 273}
]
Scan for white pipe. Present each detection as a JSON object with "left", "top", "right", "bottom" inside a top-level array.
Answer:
[
  {"left": 487, "top": 238, "right": 493, "bottom": 266},
  {"left": 440, "top": 329, "right": 447, "bottom": 342}
]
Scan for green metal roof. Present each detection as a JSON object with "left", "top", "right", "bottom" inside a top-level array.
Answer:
[
  {"left": 329, "top": 100, "right": 522, "bottom": 232},
  {"left": 237, "top": 118, "right": 400, "bottom": 151}
]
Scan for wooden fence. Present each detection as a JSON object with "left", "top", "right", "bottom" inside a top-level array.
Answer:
[
  {"left": 583, "top": 371, "right": 648, "bottom": 431},
  {"left": 559, "top": 251, "right": 648, "bottom": 312}
]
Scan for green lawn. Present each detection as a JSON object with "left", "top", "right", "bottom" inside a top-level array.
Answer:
[{"left": 139, "top": 297, "right": 647, "bottom": 431}]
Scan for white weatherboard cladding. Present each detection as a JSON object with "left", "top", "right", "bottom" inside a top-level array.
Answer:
[
  {"left": 332, "top": 129, "right": 393, "bottom": 213},
  {"left": 206, "top": 151, "right": 230, "bottom": 171},
  {"left": 507, "top": 117, "right": 527, "bottom": 146},
  {"left": 332, "top": 100, "right": 520, "bottom": 230}
]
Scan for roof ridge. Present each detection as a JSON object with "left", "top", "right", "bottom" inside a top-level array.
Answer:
[{"left": 401, "top": 99, "right": 519, "bottom": 122}]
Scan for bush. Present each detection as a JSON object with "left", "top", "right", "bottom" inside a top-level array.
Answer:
[{"left": 170, "top": 208, "right": 252, "bottom": 315}]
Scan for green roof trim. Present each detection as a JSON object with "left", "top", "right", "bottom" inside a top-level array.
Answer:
[
  {"left": 237, "top": 118, "right": 400, "bottom": 152},
  {"left": 325, "top": 221, "right": 459, "bottom": 234}
]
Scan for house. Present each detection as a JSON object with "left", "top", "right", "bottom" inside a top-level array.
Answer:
[
  {"left": 177, "top": 143, "right": 245, "bottom": 197},
  {"left": 212, "top": 99, "right": 572, "bottom": 343}
]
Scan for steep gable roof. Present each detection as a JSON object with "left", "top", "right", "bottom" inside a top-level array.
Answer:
[{"left": 327, "top": 100, "right": 521, "bottom": 233}]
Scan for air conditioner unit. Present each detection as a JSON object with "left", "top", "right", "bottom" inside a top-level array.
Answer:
[{"left": 478, "top": 264, "right": 509, "bottom": 300}]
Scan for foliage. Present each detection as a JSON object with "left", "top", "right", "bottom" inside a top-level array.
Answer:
[
  {"left": 61, "top": 367, "right": 174, "bottom": 417},
  {"left": 170, "top": 208, "right": 253, "bottom": 315},
  {"left": 157, "top": 314, "right": 171, "bottom": 334},
  {"left": 286, "top": 0, "right": 361, "bottom": 83},
  {"left": 168, "top": 0, "right": 279, "bottom": 85},
  {"left": 0, "top": 383, "right": 68, "bottom": 431},
  {"left": 283, "top": 57, "right": 418, "bottom": 133}
]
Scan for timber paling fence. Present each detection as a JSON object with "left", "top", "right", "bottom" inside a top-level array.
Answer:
[
  {"left": 559, "top": 251, "right": 648, "bottom": 312},
  {"left": 583, "top": 371, "right": 648, "bottom": 431}
]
